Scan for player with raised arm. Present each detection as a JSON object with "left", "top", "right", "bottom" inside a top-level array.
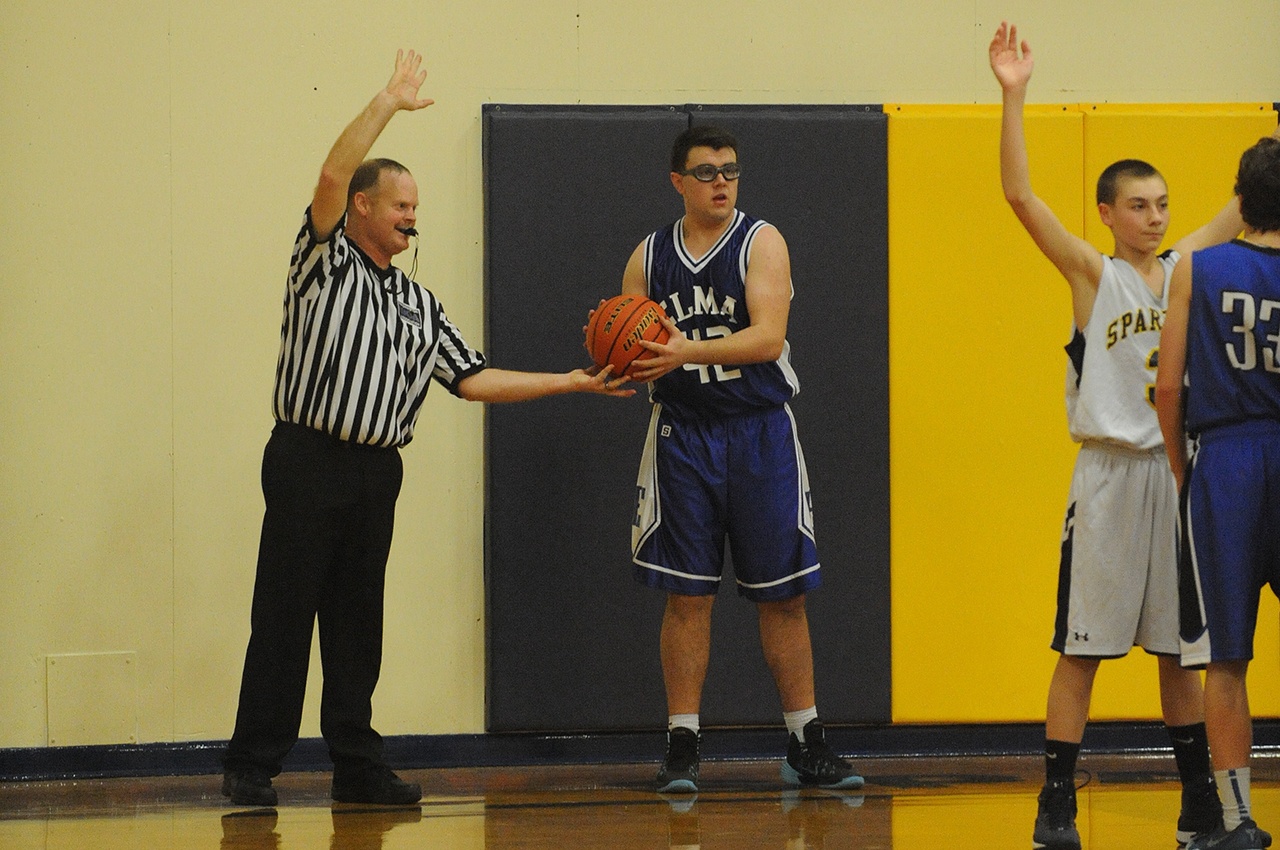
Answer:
[{"left": 991, "top": 20, "right": 1255, "bottom": 850}]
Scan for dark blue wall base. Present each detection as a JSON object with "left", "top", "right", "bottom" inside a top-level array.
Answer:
[{"left": 4, "top": 721, "right": 1278, "bottom": 783}]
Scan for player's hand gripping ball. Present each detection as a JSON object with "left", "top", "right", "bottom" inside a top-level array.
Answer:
[{"left": 585, "top": 295, "right": 671, "bottom": 378}]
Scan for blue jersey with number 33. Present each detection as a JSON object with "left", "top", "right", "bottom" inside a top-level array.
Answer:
[
  {"left": 641, "top": 210, "right": 801, "bottom": 419},
  {"left": 1185, "top": 240, "right": 1280, "bottom": 434}
]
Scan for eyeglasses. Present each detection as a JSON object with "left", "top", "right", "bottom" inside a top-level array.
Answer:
[{"left": 678, "top": 162, "right": 742, "bottom": 182}]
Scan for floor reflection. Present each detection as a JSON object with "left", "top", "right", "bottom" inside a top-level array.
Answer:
[
  {"left": 0, "top": 754, "right": 1276, "bottom": 850},
  {"left": 221, "top": 807, "right": 427, "bottom": 850}
]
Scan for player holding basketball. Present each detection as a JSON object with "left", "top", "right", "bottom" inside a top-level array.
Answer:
[
  {"left": 616, "top": 124, "right": 862, "bottom": 794},
  {"left": 221, "top": 49, "right": 631, "bottom": 809},
  {"left": 990, "top": 21, "right": 1270, "bottom": 850},
  {"left": 1156, "top": 136, "right": 1280, "bottom": 850}
]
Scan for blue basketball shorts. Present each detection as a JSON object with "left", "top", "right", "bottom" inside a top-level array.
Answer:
[
  {"left": 1179, "top": 421, "right": 1280, "bottom": 667},
  {"left": 630, "top": 403, "right": 820, "bottom": 602}
]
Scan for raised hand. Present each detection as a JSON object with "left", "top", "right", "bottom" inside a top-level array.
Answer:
[
  {"left": 385, "top": 49, "right": 435, "bottom": 112},
  {"left": 989, "top": 21, "right": 1033, "bottom": 90}
]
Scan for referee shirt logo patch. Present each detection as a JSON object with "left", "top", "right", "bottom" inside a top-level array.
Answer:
[{"left": 397, "top": 302, "right": 423, "bottom": 327}]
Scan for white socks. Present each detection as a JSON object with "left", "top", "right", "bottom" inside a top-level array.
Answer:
[
  {"left": 1216, "top": 767, "right": 1253, "bottom": 830},
  {"left": 669, "top": 714, "right": 700, "bottom": 734},
  {"left": 784, "top": 707, "right": 819, "bottom": 742},
  {"left": 669, "top": 709, "right": 819, "bottom": 741}
]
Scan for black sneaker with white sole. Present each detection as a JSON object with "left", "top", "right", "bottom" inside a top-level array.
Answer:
[
  {"left": 780, "top": 719, "right": 864, "bottom": 790},
  {"left": 1178, "top": 773, "right": 1224, "bottom": 847},
  {"left": 656, "top": 727, "right": 700, "bottom": 793},
  {"left": 1032, "top": 778, "right": 1081, "bottom": 850}
]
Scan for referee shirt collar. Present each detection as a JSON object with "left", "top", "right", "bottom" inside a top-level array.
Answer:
[{"left": 349, "top": 239, "right": 406, "bottom": 295}]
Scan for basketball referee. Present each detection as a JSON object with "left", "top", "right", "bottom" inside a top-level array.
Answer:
[{"left": 221, "top": 49, "right": 632, "bottom": 808}]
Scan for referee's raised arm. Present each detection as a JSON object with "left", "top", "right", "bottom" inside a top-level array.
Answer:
[{"left": 311, "top": 50, "right": 434, "bottom": 241}]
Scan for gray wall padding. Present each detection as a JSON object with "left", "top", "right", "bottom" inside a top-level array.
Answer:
[{"left": 482, "top": 104, "right": 889, "bottom": 732}]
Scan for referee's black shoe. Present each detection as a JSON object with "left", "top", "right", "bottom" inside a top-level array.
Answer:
[
  {"left": 1032, "top": 778, "right": 1081, "bottom": 850},
  {"left": 331, "top": 764, "right": 422, "bottom": 805},
  {"left": 222, "top": 767, "right": 278, "bottom": 807}
]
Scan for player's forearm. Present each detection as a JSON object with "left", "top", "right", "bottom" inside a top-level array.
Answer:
[
  {"left": 683, "top": 322, "right": 785, "bottom": 366},
  {"left": 1154, "top": 385, "right": 1188, "bottom": 486},
  {"left": 999, "top": 87, "right": 1035, "bottom": 208},
  {"left": 1174, "top": 197, "right": 1244, "bottom": 257}
]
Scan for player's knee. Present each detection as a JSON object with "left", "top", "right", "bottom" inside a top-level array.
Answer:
[
  {"left": 666, "top": 592, "right": 714, "bottom": 619},
  {"left": 758, "top": 594, "right": 807, "bottom": 618}
]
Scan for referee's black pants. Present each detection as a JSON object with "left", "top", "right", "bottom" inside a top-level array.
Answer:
[{"left": 224, "top": 421, "right": 403, "bottom": 777}]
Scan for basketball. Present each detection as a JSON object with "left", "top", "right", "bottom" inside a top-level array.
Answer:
[{"left": 585, "top": 294, "right": 671, "bottom": 377}]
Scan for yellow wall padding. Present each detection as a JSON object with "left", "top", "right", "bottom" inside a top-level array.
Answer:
[{"left": 886, "top": 103, "right": 1279, "bottom": 724}]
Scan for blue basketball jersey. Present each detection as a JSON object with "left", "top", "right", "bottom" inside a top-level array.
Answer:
[
  {"left": 641, "top": 210, "right": 800, "bottom": 419},
  {"left": 1185, "top": 240, "right": 1280, "bottom": 434}
]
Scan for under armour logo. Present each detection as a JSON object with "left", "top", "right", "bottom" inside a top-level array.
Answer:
[{"left": 1073, "top": 631, "right": 1089, "bottom": 642}]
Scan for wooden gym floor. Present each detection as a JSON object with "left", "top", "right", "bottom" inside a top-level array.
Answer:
[{"left": 1, "top": 753, "right": 1278, "bottom": 849}]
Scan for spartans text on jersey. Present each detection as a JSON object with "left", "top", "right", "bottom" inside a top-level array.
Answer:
[{"left": 1106, "top": 307, "right": 1164, "bottom": 350}]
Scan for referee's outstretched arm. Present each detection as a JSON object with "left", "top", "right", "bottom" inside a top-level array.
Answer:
[
  {"left": 458, "top": 366, "right": 634, "bottom": 402},
  {"left": 312, "top": 49, "right": 435, "bottom": 242}
]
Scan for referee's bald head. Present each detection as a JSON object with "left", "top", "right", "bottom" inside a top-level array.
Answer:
[{"left": 348, "top": 158, "right": 411, "bottom": 208}]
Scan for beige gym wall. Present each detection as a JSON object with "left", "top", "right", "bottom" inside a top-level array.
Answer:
[{"left": 2, "top": 1, "right": 1278, "bottom": 750}]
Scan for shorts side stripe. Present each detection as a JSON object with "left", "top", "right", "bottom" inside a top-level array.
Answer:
[
  {"left": 783, "top": 404, "right": 816, "bottom": 543},
  {"left": 634, "top": 560, "right": 723, "bottom": 584},
  {"left": 631, "top": 404, "right": 663, "bottom": 558},
  {"left": 1180, "top": 438, "right": 1213, "bottom": 666},
  {"left": 737, "top": 563, "right": 821, "bottom": 590},
  {"left": 1051, "top": 502, "right": 1075, "bottom": 652}
]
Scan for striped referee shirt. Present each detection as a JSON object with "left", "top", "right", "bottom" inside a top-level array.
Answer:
[{"left": 272, "top": 208, "right": 487, "bottom": 447}]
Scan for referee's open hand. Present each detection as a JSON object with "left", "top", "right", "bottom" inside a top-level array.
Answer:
[
  {"left": 576, "top": 365, "right": 636, "bottom": 397},
  {"left": 386, "top": 49, "right": 435, "bottom": 112}
]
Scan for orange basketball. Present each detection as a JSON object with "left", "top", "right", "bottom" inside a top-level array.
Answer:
[{"left": 585, "top": 294, "right": 671, "bottom": 377}]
